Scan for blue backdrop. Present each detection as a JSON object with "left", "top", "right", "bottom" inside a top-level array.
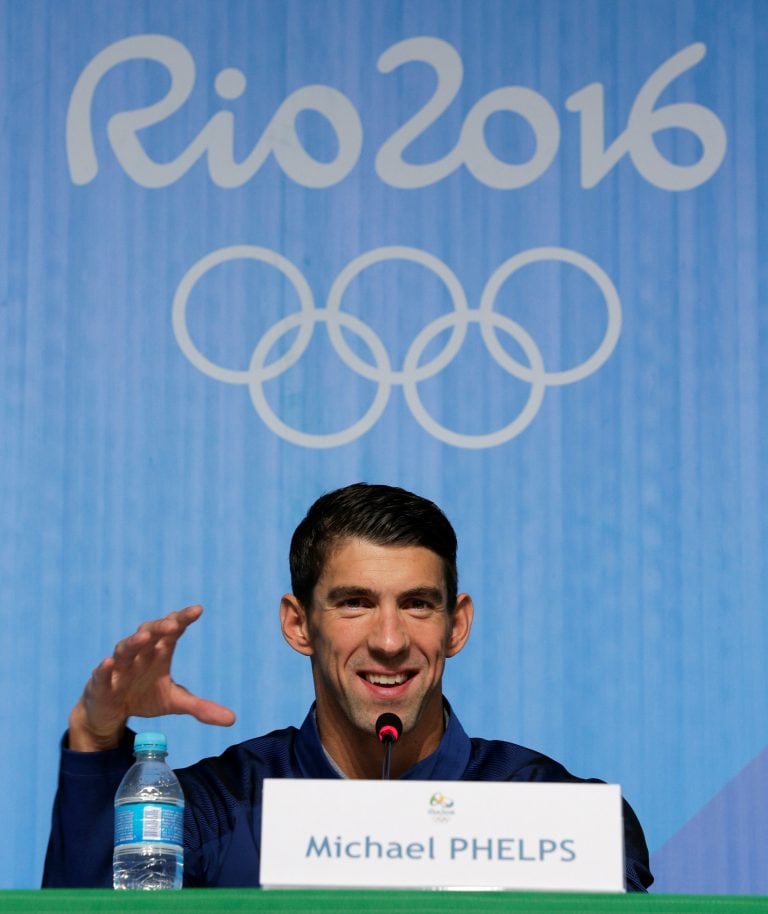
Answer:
[{"left": 1, "top": 0, "right": 766, "bottom": 893}]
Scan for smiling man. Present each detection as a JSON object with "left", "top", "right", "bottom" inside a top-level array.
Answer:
[
  {"left": 285, "top": 538, "right": 465, "bottom": 778},
  {"left": 43, "top": 483, "right": 653, "bottom": 891}
]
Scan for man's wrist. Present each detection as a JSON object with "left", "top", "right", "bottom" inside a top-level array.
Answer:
[{"left": 67, "top": 702, "right": 126, "bottom": 752}]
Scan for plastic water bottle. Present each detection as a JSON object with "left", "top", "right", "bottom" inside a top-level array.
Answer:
[{"left": 113, "top": 731, "right": 184, "bottom": 890}]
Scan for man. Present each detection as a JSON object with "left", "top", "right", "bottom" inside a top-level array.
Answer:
[{"left": 44, "top": 483, "right": 653, "bottom": 890}]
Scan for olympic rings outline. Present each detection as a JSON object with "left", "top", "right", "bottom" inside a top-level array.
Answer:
[
  {"left": 172, "top": 244, "right": 622, "bottom": 449},
  {"left": 326, "top": 246, "right": 469, "bottom": 384},
  {"left": 402, "top": 309, "right": 546, "bottom": 450},
  {"left": 248, "top": 309, "right": 392, "bottom": 449},
  {"left": 172, "top": 245, "right": 315, "bottom": 384},
  {"left": 479, "top": 246, "right": 622, "bottom": 386}
]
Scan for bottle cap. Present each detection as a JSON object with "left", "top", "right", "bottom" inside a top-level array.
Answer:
[{"left": 133, "top": 731, "right": 168, "bottom": 753}]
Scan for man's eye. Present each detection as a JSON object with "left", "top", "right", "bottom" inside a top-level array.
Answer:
[{"left": 405, "top": 600, "right": 433, "bottom": 612}]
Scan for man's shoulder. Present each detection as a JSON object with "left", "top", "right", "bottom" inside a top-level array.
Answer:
[
  {"left": 464, "top": 736, "right": 582, "bottom": 783},
  {"left": 176, "top": 725, "right": 303, "bottom": 795}
]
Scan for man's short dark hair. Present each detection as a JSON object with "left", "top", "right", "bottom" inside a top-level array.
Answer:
[{"left": 289, "top": 483, "right": 458, "bottom": 611}]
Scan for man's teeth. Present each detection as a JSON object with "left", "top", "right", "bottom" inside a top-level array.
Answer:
[{"left": 365, "top": 673, "right": 408, "bottom": 686}]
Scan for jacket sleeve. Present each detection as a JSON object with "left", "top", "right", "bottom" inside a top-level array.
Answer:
[
  {"left": 42, "top": 731, "right": 134, "bottom": 887},
  {"left": 621, "top": 797, "right": 654, "bottom": 893},
  {"left": 498, "top": 753, "right": 654, "bottom": 893}
]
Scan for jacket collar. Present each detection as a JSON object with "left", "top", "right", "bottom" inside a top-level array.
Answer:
[{"left": 294, "top": 700, "right": 471, "bottom": 780}]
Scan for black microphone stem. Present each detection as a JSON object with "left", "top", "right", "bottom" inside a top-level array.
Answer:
[{"left": 382, "top": 738, "right": 393, "bottom": 780}]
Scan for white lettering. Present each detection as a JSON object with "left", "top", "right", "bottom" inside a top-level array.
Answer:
[
  {"left": 265, "top": 85, "right": 362, "bottom": 189},
  {"left": 374, "top": 37, "right": 464, "bottom": 188},
  {"left": 67, "top": 34, "right": 195, "bottom": 186},
  {"left": 67, "top": 35, "right": 725, "bottom": 192},
  {"left": 376, "top": 37, "right": 559, "bottom": 189},
  {"left": 67, "top": 36, "right": 362, "bottom": 189},
  {"left": 460, "top": 86, "right": 559, "bottom": 189},
  {"left": 565, "top": 43, "right": 727, "bottom": 190}
]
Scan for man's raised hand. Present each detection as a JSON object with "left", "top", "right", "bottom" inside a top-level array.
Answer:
[{"left": 67, "top": 605, "right": 236, "bottom": 752}]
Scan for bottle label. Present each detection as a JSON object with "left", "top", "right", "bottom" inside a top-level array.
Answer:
[{"left": 114, "top": 802, "right": 184, "bottom": 847}]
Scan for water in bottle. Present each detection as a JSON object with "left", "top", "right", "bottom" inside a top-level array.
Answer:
[{"left": 113, "top": 731, "right": 184, "bottom": 890}]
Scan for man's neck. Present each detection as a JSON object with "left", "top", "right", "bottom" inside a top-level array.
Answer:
[{"left": 316, "top": 706, "right": 448, "bottom": 779}]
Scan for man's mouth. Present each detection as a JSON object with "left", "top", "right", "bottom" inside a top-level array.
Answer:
[{"left": 362, "top": 672, "right": 411, "bottom": 687}]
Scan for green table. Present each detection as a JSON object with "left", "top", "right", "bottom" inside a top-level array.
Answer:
[{"left": 1, "top": 892, "right": 766, "bottom": 914}]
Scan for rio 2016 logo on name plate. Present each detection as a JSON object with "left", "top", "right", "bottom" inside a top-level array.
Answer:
[
  {"left": 172, "top": 244, "right": 622, "bottom": 449},
  {"left": 429, "top": 792, "right": 456, "bottom": 823}
]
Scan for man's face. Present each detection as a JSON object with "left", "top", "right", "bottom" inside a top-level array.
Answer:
[{"left": 282, "top": 537, "right": 472, "bottom": 766}]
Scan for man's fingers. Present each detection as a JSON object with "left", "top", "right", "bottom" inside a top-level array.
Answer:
[
  {"left": 70, "top": 605, "right": 231, "bottom": 748},
  {"left": 190, "top": 698, "right": 237, "bottom": 727},
  {"left": 170, "top": 683, "right": 236, "bottom": 727},
  {"left": 110, "top": 606, "right": 203, "bottom": 670},
  {"left": 113, "top": 628, "right": 151, "bottom": 659},
  {"left": 173, "top": 604, "right": 204, "bottom": 627},
  {"left": 98, "top": 606, "right": 227, "bottom": 723},
  {"left": 148, "top": 605, "right": 204, "bottom": 642},
  {"left": 89, "top": 656, "right": 116, "bottom": 687},
  {"left": 140, "top": 604, "right": 204, "bottom": 646}
]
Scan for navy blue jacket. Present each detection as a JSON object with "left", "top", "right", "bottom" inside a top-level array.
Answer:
[{"left": 43, "top": 705, "right": 653, "bottom": 891}]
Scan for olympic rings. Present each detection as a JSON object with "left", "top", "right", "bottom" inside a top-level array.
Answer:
[{"left": 172, "top": 244, "right": 622, "bottom": 449}]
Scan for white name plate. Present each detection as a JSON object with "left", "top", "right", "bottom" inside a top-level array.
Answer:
[{"left": 261, "top": 779, "right": 625, "bottom": 892}]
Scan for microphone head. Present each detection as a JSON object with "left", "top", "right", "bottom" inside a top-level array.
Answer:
[{"left": 375, "top": 712, "right": 403, "bottom": 744}]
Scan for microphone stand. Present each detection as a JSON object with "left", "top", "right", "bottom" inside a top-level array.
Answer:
[{"left": 382, "top": 737, "right": 394, "bottom": 780}]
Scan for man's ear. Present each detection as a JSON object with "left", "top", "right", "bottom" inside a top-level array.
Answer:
[
  {"left": 280, "top": 594, "right": 314, "bottom": 656},
  {"left": 446, "top": 593, "right": 474, "bottom": 658}
]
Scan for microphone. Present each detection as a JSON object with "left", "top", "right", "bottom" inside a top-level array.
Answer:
[{"left": 375, "top": 713, "right": 402, "bottom": 780}]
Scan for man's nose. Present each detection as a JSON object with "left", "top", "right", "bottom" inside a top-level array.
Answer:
[{"left": 367, "top": 605, "right": 409, "bottom": 656}]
